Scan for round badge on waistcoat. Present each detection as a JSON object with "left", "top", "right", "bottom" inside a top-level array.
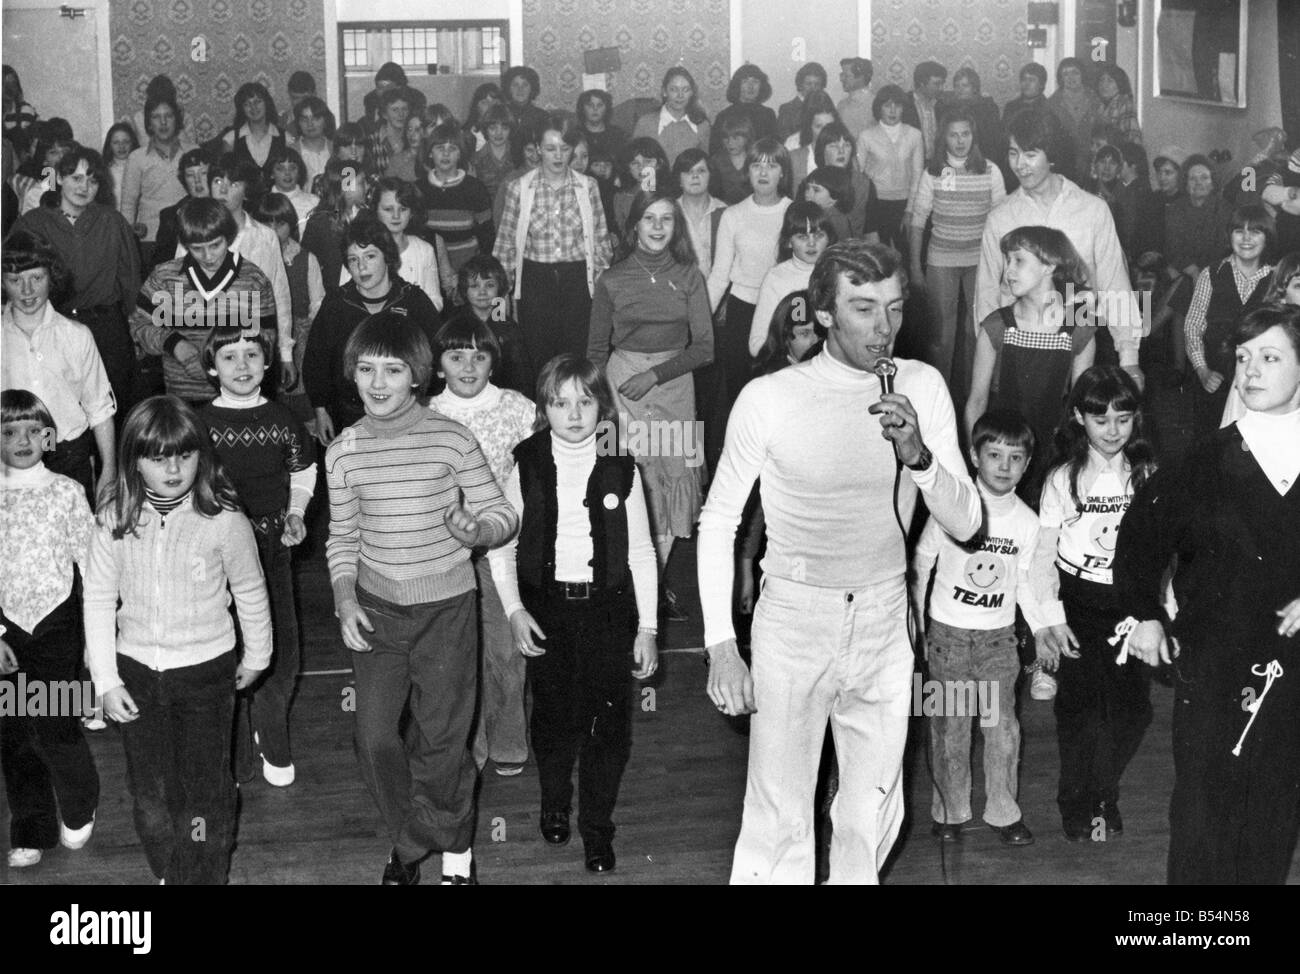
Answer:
[{"left": 603, "top": 493, "right": 620, "bottom": 510}]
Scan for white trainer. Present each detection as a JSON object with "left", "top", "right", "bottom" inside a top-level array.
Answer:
[
  {"left": 60, "top": 813, "right": 95, "bottom": 850},
  {"left": 1030, "top": 669, "right": 1058, "bottom": 701},
  {"left": 8, "top": 847, "right": 42, "bottom": 867},
  {"left": 262, "top": 758, "right": 296, "bottom": 787}
]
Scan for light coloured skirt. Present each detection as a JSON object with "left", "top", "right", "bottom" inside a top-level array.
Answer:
[{"left": 605, "top": 347, "right": 705, "bottom": 539}]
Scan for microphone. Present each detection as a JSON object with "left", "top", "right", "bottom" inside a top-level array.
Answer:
[{"left": 873, "top": 356, "right": 897, "bottom": 397}]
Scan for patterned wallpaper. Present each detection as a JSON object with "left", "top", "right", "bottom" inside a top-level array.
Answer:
[
  {"left": 521, "top": 0, "right": 732, "bottom": 118},
  {"left": 871, "top": 0, "right": 1029, "bottom": 108},
  {"left": 109, "top": 0, "right": 327, "bottom": 145}
]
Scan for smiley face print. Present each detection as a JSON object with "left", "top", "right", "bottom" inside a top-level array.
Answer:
[
  {"left": 1090, "top": 515, "right": 1122, "bottom": 554},
  {"left": 962, "top": 552, "right": 1006, "bottom": 590}
]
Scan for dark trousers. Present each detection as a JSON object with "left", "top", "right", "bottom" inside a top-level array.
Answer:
[
  {"left": 1054, "top": 571, "right": 1152, "bottom": 828},
  {"left": 352, "top": 587, "right": 479, "bottom": 863},
  {"left": 876, "top": 198, "right": 908, "bottom": 251},
  {"left": 234, "top": 518, "right": 301, "bottom": 775},
  {"left": 46, "top": 430, "right": 96, "bottom": 506},
  {"left": 720, "top": 295, "right": 756, "bottom": 416},
  {"left": 0, "top": 595, "right": 99, "bottom": 849},
  {"left": 1167, "top": 641, "right": 1300, "bottom": 884},
  {"left": 524, "top": 586, "right": 636, "bottom": 844},
  {"left": 118, "top": 651, "right": 238, "bottom": 885},
  {"left": 518, "top": 260, "right": 592, "bottom": 373},
  {"left": 65, "top": 304, "right": 141, "bottom": 417}
]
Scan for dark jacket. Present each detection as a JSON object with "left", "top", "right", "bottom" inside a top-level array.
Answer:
[{"left": 302, "top": 278, "right": 441, "bottom": 429}]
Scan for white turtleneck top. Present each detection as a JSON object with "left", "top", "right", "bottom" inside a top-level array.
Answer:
[
  {"left": 488, "top": 430, "right": 659, "bottom": 624},
  {"left": 698, "top": 348, "right": 980, "bottom": 647},
  {"left": 1237, "top": 406, "right": 1300, "bottom": 494}
]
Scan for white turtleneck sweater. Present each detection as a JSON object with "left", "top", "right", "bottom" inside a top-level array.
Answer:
[
  {"left": 1237, "top": 406, "right": 1300, "bottom": 494},
  {"left": 698, "top": 347, "right": 980, "bottom": 647},
  {"left": 488, "top": 430, "right": 659, "bottom": 624},
  {"left": 912, "top": 479, "right": 1048, "bottom": 632},
  {"left": 749, "top": 256, "right": 817, "bottom": 357}
]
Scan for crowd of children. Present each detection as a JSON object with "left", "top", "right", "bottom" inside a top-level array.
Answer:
[{"left": 2, "top": 40, "right": 1299, "bottom": 887}]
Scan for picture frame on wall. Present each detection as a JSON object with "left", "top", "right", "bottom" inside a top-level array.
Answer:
[{"left": 1153, "top": 0, "right": 1248, "bottom": 108}]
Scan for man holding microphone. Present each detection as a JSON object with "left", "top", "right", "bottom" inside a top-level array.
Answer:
[{"left": 698, "top": 240, "right": 980, "bottom": 883}]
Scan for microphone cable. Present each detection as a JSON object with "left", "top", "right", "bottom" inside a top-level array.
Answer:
[{"left": 876, "top": 356, "right": 953, "bottom": 885}]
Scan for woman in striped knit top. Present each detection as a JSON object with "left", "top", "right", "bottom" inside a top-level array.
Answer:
[{"left": 908, "top": 105, "right": 1007, "bottom": 389}]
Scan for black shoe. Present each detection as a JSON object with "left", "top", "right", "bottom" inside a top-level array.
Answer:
[
  {"left": 440, "top": 862, "right": 478, "bottom": 885},
  {"left": 381, "top": 850, "right": 420, "bottom": 885},
  {"left": 994, "top": 820, "right": 1035, "bottom": 846},
  {"left": 540, "top": 811, "right": 571, "bottom": 846},
  {"left": 1062, "top": 819, "right": 1092, "bottom": 842},
  {"left": 930, "top": 821, "right": 963, "bottom": 842},
  {"left": 584, "top": 837, "right": 616, "bottom": 873},
  {"left": 1101, "top": 802, "right": 1123, "bottom": 836}
]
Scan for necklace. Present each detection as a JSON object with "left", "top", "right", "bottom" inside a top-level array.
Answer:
[{"left": 631, "top": 253, "right": 658, "bottom": 284}]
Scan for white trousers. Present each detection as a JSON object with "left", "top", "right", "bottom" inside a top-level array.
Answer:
[{"left": 731, "top": 574, "right": 915, "bottom": 885}]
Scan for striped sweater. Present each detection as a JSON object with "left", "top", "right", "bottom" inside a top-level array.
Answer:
[
  {"left": 420, "top": 171, "right": 495, "bottom": 272},
  {"left": 324, "top": 396, "right": 518, "bottom": 608},
  {"left": 909, "top": 159, "right": 1008, "bottom": 267},
  {"left": 130, "top": 253, "right": 278, "bottom": 403}
]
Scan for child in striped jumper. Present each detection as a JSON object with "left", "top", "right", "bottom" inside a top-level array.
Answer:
[{"left": 325, "top": 311, "right": 517, "bottom": 886}]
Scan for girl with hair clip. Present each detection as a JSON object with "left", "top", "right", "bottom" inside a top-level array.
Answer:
[
  {"left": 814, "top": 120, "right": 882, "bottom": 240},
  {"left": 749, "top": 200, "right": 836, "bottom": 358},
  {"left": 1031, "top": 365, "right": 1156, "bottom": 842},
  {"left": 711, "top": 64, "right": 778, "bottom": 154},
  {"left": 428, "top": 317, "right": 536, "bottom": 777},
  {"left": 966, "top": 225, "right": 1097, "bottom": 503},
  {"left": 198, "top": 327, "right": 316, "bottom": 788},
  {"left": 222, "top": 82, "right": 285, "bottom": 175},
  {"left": 1183, "top": 203, "right": 1275, "bottom": 434},
  {"left": 487, "top": 354, "right": 659, "bottom": 873},
  {"left": 632, "top": 66, "right": 711, "bottom": 166},
  {"left": 1, "top": 388, "right": 100, "bottom": 869},
  {"left": 254, "top": 192, "right": 324, "bottom": 426},
  {"left": 798, "top": 165, "right": 854, "bottom": 244},
  {"left": 588, "top": 190, "right": 714, "bottom": 619},
  {"left": 301, "top": 157, "right": 373, "bottom": 298},
  {"left": 707, "top": 137, "right": 793, "bottom": 416},
  {"left": 1115, "top": 304, "right": 1300, "bottom": 884},
  {"left": 84, "top": 395, "right": 272, "bottom": 884},
  {"left": 908, "top": 105, "right": 1007, "bottom": 388},
  {"left": 369, "top": 175, "right": 445, "bottom": 310},
  {"left": 784, "top": 90, "right": 840, "bottom": 188},
  {"left": 102, "top": 122, "right": 140, "bottom": 208},
  {"left": 1219, "top": 250, "right": 1300, "bottom": 428}
]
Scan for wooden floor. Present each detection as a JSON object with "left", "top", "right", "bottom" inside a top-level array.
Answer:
[{"left": 4, "top": 363, "right": 1297, "bottom": 885}]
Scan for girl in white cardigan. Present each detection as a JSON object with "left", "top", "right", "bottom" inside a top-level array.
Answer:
[{"left": 856, "top": 85, "right": 924, "bottom": 251}]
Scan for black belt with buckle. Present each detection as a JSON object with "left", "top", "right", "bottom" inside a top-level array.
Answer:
[{"left": 549, "top": 580, "right": 600, "bottom": 601}]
